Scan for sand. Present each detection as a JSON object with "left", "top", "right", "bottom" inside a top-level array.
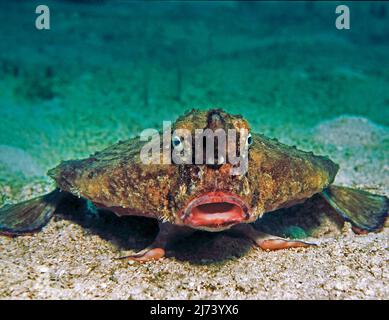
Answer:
[
  {"left": 1, "top": 114, "right": 388, "bottom": 300},
  {"left": 0, "top": 1, "right": 388, "bottom": 299},
  {"left": 0, "top": 221, "right": 388, "bottom": 300}
]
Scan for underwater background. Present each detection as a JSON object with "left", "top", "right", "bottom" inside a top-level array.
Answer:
[
  {"left": 0, "top": 1, "right": 388, "bottom": 203},
  {"left": 0, "top": 1, "right": 388, "bottom": 299}
]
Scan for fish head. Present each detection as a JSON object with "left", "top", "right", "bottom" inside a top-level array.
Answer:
[
  {"left": 171, "top": 108, "right": 251, "bottom": 167},
  {"left": 170, "top": 109, "right": 257, "bottom": 231}
]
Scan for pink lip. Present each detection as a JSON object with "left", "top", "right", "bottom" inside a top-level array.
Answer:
[{"left": 181, "top": 192, "right": 250, "bottom": 229}]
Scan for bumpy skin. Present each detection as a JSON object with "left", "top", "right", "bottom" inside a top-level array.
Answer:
[{"left": 48, "top": 109, "right": 339, "bottom": 226}]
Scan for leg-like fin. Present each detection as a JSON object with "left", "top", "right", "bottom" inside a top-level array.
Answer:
[
  {"left": 0, "top": 189, "right": 63, "bottom": 236},
  {"left": 230, "top": 224, "right": 316, "bottom": 251},
  {"left": 119, "top": 222, "right": 194, "bottom": 263},
  {"left": 321, "top": 185, "right": 388, "bottom": 233}
]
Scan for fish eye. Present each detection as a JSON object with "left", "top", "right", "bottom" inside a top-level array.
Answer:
[
  {"left": 172, "top": 135, "right": 183, "bottom": 148},
  {"left": 247, "top": 133, "right": 253, "bottom": 146}
]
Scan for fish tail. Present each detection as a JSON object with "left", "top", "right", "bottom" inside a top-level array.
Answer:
[
  {"left": 321, "top": 185, "right": 388, "bottom": 233},
  {"left": 0, "top": 189, "right": 64, "bottom": 236}
]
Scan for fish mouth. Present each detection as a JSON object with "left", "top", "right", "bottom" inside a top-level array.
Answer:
[{"left": 181, "top": 192, "right": 250, "bottom": 231}]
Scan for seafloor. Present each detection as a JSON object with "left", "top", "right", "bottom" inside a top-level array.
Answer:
[{"left": 0, "top": 1, "right": 388, "bottom": 299}]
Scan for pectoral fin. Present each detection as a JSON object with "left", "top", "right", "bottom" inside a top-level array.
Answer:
[
  {"left": 321, "top": 185, "right": 388, "bottom": 233},
  {"left": 118, "top": 222, "right": 195, "bottom": 263},
  {"left": 0, "top": 189, "right": 63, "bottom": 236},
  {"left": 230, "top": 224, "right": 316, "bottom": 251}
]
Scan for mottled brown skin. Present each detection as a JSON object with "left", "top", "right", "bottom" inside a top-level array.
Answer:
[
  {"left": 49, "top": 109, "right": 338, "bottom": 226},
  {"left": 44, "top": 109, "right": 343, "bottom": 260},
  {"left": 1, "top": 108, "right": 386, "bottom": 262}
]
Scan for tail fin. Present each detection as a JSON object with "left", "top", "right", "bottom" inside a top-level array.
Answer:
[
  {"left": 321, "top": 185, "right": 388, "bottom": 233},
  {"left": 0, "top": 189, "right": 63, "bottom": 236}
]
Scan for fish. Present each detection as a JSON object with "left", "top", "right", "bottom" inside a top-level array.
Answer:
[{"left": 1, "top": 109, "right": 388, "bottom": 262}]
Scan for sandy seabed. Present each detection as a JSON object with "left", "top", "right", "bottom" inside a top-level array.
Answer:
[
  {"left": 0, "top": 219, "right": 388, "bottom": 300},
  {"left": 1, "top": 116, "right": 388, "bottom": 300}
]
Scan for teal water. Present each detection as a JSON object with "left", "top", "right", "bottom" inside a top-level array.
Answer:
[{"left": 0, "top": 1, "right": 388, "bottom": 201}]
